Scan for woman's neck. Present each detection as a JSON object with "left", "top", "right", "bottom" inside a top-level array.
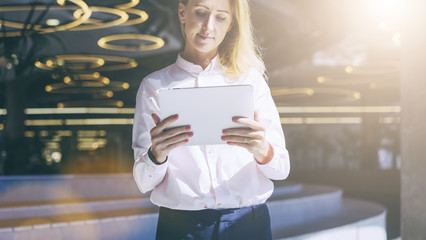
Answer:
[{"left": 181, "top": 48, "right": 217, "bottom": 70}]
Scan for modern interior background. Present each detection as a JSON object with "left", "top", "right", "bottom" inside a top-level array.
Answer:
[{"left": 0, "top": 0, "right": 402, "bottom": 239}]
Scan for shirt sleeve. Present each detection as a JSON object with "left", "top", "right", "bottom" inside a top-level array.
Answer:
[
  {"left": 132, "top": 79, "right": 168, "bottom": 193},
  {"left": 253, "top": 74, "right": 290, "bottom": 180}
]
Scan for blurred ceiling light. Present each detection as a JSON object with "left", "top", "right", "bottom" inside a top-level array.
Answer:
[
  {"left": 281, "top": 117, "right": 363, "bottom": 125},
  {"left": 78, "top": 130, "right": 98, "bottom": 137},
  {"left": 353, "top": 92, "right": 361, "bottom": 100},
  {"left": 46, "top": 19, "right": 60, "bottom": 26},
  {"left": 24, "top": 131, "right": 35, "bottom": 137},
  {"left": 57, "top": 100, "right": 126, "bottom": 107},
  {"left": 24, "top": 118, "right": 133, "bottom": 126},
  {"left": 106, "top": 91, "right": 114, "bottom": 98},
  {"left": 25, "top": 119, "right": 64, "bottom": 126},
  {"left": 0, "top": 0, "right": 91, "bottom": 37},
  {"left": 51, "top": 152, "right": 62, "bottom": 163},
  {"left": 36, "top": 55, "right": 105, "bottom": 70},
  {"left": 24, "top": 108, "right": 135, "bottom": 114},
  {"left": 45, "top": 86, "right": 53, "bottom": 92},
  {"left": 56, "top": 130, "right": 73, "bottom": 136},
  {"left": 98, "top": 34, "right": 165, "bottom": 51},
  {"left": 345, "top": 66, "right": 354, "bottom": 74},
  {"left": 271, "top": 88, "right": 315, "bottom": 97},
  {"left": 36, "top": 55, "right": 138, "bottom": 71},
  {"left": 272, "top": 87, "right": 361, "bottom": 101},
  {"left": 39, "top": 130, "right": 49, "bottom": 137},
  {"left": 44, "top": 81, "right": 129, "bottom": 94},
  {"left": 66, "top": 118, "right": 133, "bottom": 125},
  {"left": 276, "top": 106, "right": 400, "bottom": 114},
  {"left": 0, "top": 109, "right": 7, "bottom": 115},
  {"left": 71, "top": 6, "right": 128, "bottom": 31},
  {"left": 115, "top": 0, "right": 140, "bottom": 9},
  {"left": 317, "top": 76, "right": 325, "bottom": 84}
]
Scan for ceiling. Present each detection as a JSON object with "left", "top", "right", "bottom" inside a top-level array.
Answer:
[{"left": 0, "top": 0, "right": 401, "bottom": 109}]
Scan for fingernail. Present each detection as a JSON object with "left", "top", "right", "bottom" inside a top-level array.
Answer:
[
  {"left": 232, "top": 117, "right": 237, "bottom": 122},
  {"left": 222, "top": 130, "right": 227, "bottom": 134},
  {"left": 186, "top": 126, "right": 191, "bottom": 130},
  {"left": 185, "top": 139, "right": 189, "bottom": 143},
  {"left": 227, "top": 142, "right": 231, "bottom": 145},
  {"left": 221, "top": 136, "right": 226, "bottom": 141},
  {"left": 174, "top": 115, "right": 179, "bottom": 120},
  {"left": 188, "top": 132, "right": 194, "bottom": 137}
]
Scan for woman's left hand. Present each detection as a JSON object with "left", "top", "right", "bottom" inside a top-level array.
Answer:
[{"left": 221, "top": 111, "right": 274, "bottom": 164}]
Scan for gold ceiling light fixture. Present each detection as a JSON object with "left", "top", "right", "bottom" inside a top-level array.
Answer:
[
  {"left": 0, "top": 0, "right": 91, "bottom": 37},
  {"left": 57, "top": 100, "right": 124, "bottom": 108},
  {"left": 45, "top": 81, "right": 129, "bottom": 94},
  {"left": 115, "top": 0, "right": 140, "bottom": 10},
  {"left": 71, "top": 6, "right": 128, "bottom": 31},
  {"left": 93, "top": 55, "right": 138, "bottom": 71},
  {"left": 35, "top": 55, "right": 105, "bottom": 70},
  {"left": 271, "top": 87, "right": 362, "bottom": 101},
  {"left": 120, "top": 8, "right": 149, "bottom": 26},
  {"left": 317, "top": 61, "right": 400, "bottom": 86},
  {"left": 97, "top": 34, "right": 165, "bottom": 51},
  {"left": 35, "top": 55, "right": 137, "bottom": 71},
  {"left": 63, "top": 74, "right": 110, "bottom": 86}
]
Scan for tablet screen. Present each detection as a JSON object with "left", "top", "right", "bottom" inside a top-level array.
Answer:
[{"left": 159, "top": 85, "right": 253, "bottom": 146}]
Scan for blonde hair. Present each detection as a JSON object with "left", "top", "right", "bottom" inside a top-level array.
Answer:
[{"left": 179, "top": 0, "right": 267, "bottom": 79}]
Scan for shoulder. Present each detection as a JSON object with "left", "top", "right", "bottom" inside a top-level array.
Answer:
[{"left": 143, "top": 64, "right": 175, "bottom": 85}]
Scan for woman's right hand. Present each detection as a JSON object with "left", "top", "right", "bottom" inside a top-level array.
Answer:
[{"left": 149, "top": 113, "right": 193, "bottom": 164}]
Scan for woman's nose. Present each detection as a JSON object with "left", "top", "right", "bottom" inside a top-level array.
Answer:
[{"left": 203, "top": 15, "right": 214, "bottom": 31}]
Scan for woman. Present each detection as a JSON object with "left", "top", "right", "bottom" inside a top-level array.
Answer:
[{"left": 132, "top": 0, "right": 290, "bottom": 239}]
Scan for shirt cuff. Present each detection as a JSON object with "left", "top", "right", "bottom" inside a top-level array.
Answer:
[{"left": 148, "top": 147, "right": 168, "bottom": 165}]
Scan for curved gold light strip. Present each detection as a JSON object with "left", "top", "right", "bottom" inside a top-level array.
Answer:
[
  {"left": 0, "top": 0, "right": 91, "bottom": 37},
  {"left": 63, "top": 74, "right": 110, "bottom": 86},
  {"left": 35, "top": 55, "right": 105, "bottom": 70},
  {"left": 94, "top": 55, "right": 138, "bottom": 71},
  {"left": 71, "top": 6, "right": 128, "bottom": 31},
  {"left": 98, "top": 34, "right": 165, "bottom": 51},
  {"left": 271, "top": 87, "right": 361, "bottom": 101},
  {"left": 115, "top": 0, "right": 140, "bottom": 10},
  {"left": 58, "top": 100, "right": 124, "bottom": 108},
  {"left": 35, "top": 55, "right": 138, "bottom": 71},
  {"left": 45, "top": 81, "right": 129, "bottom": 93},
  {"left": 120, "top": 8, "right": 149, "bottom": 26}
]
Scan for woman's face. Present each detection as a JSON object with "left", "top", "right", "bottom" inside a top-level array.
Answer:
[{"left": 179, "top": 0, "right": 233, "bottom": 57}]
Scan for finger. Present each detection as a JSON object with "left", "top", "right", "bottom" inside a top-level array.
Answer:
[
  {"left": 156, "top": 132, "right": 192, "bottom": 152},
  {"left": 232, "top": 117, "right": 264, "bottom": 131},
  {"left": 226, "top": 141, "right": 252, "bottom": 151},
  {"left": 222, "top": 130, "right": 264, "bottom": 140},
  {"left": 151, "top": 113, "right": 161, "bottom": 125},
  {"left": 222, "top": 136, "right": 255, "bottom": 145},
  {"left": 162, "top": 138, "right": 190, "bottom": 153},
  {"left": 152, "top": 126, "right": 191, "bottom": 145},
  {"left": 150, "top": 114, "right": 179, "bottom": 135},
  {"left": 254, "top": 111, "right": 259, "bottom": 122},
  {"left": 161, "top": 132, "right": 193, "bottom": 147}
]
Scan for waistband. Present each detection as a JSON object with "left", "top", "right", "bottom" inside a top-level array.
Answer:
[{"left": 159, "top": 203, "right": 268, "bottom": 222}]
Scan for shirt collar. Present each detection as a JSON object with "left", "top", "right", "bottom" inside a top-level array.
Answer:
[{"left": 175, "top": 53, "right": 220, "bottom": 76}]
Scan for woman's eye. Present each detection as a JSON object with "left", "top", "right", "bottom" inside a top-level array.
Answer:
[
  {"left": 196, "top": 11, "right": 206, "bottom": 17},
  {"left": 217, "top": 16, "right": 226, "bottom": 22}
]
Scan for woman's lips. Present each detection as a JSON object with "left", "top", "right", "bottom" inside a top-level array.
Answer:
[{"left": 197, "top": 33, "right": 214, "bottom": 40}]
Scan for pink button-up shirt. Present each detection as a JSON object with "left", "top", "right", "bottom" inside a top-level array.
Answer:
[{"left": 132, "top": 54, "right": 290, "bottom": 210}]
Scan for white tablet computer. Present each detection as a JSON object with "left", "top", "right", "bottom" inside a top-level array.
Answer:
[{"left": 159, "top": 85, "right": 253, "bottom": 146}]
